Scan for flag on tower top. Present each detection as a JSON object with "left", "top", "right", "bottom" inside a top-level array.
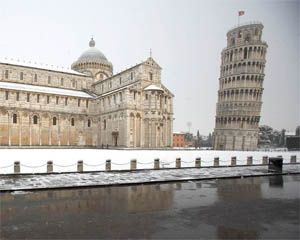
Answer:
[{"left": 238, "top": 10, "right": 245, "bottom": 16}]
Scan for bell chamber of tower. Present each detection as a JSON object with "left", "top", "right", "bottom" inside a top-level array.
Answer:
[
  {"left": 213, "top": 22, "right": 268, "bottom": 151},
  {"left": 71, "top": 38, "right": 113, "bottom": 81}
]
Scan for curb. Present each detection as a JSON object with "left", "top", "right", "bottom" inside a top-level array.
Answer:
[{"left": 1, "top": 171, "right": 299, "bottom": 193}]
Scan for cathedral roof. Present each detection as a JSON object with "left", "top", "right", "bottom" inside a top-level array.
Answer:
[
  {"left": 0, "top": 58, "right": 87, "bottom": 76},
  {"left": 0, "top": 81, "right": 94, "bottom": 98},
  {"left": 144, "top": 84, "right": 164, "bottom": 92},
  {"left": 72, "top": 38, "right": 112, "bottom": 67}
]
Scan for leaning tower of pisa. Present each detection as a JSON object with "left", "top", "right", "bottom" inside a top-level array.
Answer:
[{"left": 213, "top": 22, "right": 268, "bottom": 150}]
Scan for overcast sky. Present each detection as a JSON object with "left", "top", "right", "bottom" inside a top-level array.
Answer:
[{"left": 0, "top": 0, "right": 299, "bottom": 135}]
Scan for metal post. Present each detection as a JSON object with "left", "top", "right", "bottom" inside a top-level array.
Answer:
[
  {"left": 14, "top": 161, "right": 20, "bottom": 174},
  {"left": 290, "top": 155, "right": 297, "bottom": 163},
  {"left": 106, "top": 159, "right": 111, "bottom": 171},
  {"left": 130, "top": 159, "right": 137, "bottom": 170},
  {"left": 47, "top": 161, "right": 53, "bottom": 173},
  {"left": 214, "top": 157, "right": 219, "bottom": 167},
  {"left": 262, "top": 156, "right": 268, "bottom": 165},
  {"left": 176, "top": 158, "right": 181, "bottom": 168},
  {"left": 247, "top": 156, "right": 253, "bottom": 165},
  {"left": 231, "top": 156, "right": 236, "bottom": 166},
  {"left": 195, "top": 157, "right": 201, "bottom": 168},
  {"left": 77, "top": 160, "right": 83, "bottom": 172},
  {"left": 154, "top": 158, "right": 160, "bottom": 170}
]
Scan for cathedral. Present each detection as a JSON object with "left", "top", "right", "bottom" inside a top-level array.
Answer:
[{"left": 0, "top": 38, "right": 174, "bottom": 148}]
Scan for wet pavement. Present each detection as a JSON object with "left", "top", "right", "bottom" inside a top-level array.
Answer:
[
  {"left": 1, "top": 164, "right": 299, "bottom": 191},
  {"left": 1, "top": 174, "right": 299, "bottom": 239}
]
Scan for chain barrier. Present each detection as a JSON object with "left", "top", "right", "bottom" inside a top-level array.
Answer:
[
  {"left": 161, "top": 161, "right": 174, "bottom": 165},
  {"left": 2, "top": 157, "right": 289, "bottom": 172},
  {"left": 0, "top": 164, "right": 14, "bottom": 169},
  {"left": 83, "top": 162, "right": 106, "bottom": 167},
  {"left": 181, "top": 160, "right": 194, "bottom": 164},
  {"left": 200, "top": 160, "right": 213, "bottom": 163},
  {"left": 20, "top": 163, "right": 47, "bottom": 168},
  {"left": 53, "top": 163, "right": 77, "bottom": 168},
  {"left": 111, "top": 162, "right": 130, "bottom": 165},
  {"left": 137, "top": 161, "right": 154, "bottom": 165},
  {"left": 219, "top": 160, "right": 229, "bottom": 163}
]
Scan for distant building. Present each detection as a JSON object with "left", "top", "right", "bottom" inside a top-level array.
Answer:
[
  {"left": 173, "top": 132, "right": 185, "bottom": 147},
  {"left": 213, "top": 22, "right": 268, "bottom": 150},
  {"left": 285, "top": 130, "right": 300, "bottom": 151},
  {"left": 0, "top": 38, "right": 174, "bottom": 148}
]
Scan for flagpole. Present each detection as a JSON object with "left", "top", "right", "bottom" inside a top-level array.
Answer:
[{"left": 237, "top": 10, "right": 244, "bottom": 26}]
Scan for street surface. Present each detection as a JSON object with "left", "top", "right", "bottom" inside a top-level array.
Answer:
[{"left": 1, "top": 175, "right": 299, "bottom": 239}]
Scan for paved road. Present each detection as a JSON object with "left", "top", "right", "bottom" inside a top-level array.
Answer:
[{"left": 1, "top": 174, "right": 299, "bottom": 239}]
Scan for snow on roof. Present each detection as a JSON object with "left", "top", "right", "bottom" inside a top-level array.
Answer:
[
  {"left": 98, "top": 82, "right": 136, "bottom": 98},
  {"left": 144, "top": 84, "right": 164, "bottom": 91},
  {"left": 0, "top": 81, "right": 94, "bottom": 98},
  {"left": 0, "top": 58, "right": 88, "bottom": 76},
  {"left": 173, "top": 132, "right": 186, "bottom": 135},
  {"left": 285, "top": 131, "right": 295, "bottom": 136}
]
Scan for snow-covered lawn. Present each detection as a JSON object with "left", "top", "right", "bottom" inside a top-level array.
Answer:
[{"left": 0, "top": 149, "right": 299, "bottom": 174}]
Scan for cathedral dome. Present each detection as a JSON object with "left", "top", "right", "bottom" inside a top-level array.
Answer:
[
  {"left": 73, "top": 38, "right": 111, "bottom": 66},
  {"left": 71, "top": 38, "right": 113, "bottom": 78}
]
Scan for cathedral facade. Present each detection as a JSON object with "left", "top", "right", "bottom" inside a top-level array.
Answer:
[{"left": 0, "top": 39, "right": 174, "bottom": 148}]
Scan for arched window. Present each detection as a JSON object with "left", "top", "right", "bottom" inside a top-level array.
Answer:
[
  {"left": 244, "top": 48, "right": 248, "bottom": 59},
  {"left": 33, "top": 115, "right": 38, "bottom": 124},
  {"left": 34, "top": 74, "right": 38, "bottom": 82},
  {"left": 231, "top": 38, "right": 235, "bottom": 46},
  {"left": 20, "top": 72, "right": 23, "bottom": 80},
  {"left": 245, "top": 34, "right": 251, "bottom": 42},
  {"left": 149, "top": 72, "right": 153, "bottom": 80},
  {"left": 88, "top": 119, "right": 91, "bottom": 127},
  {"left": 13, "top": 114, "right": 17, "bottom": 124},
  {"left": 53, "top": 117, "right": 57, "bottom": 126},
  {"left": 71, "top": 118, "right": 75, "bottom": 126},
  {"left": 5, "top": 70, "right": 9, "bottom": 79},
  {"left": 103, "top": 119, "right": 106, "bottom": 130}
]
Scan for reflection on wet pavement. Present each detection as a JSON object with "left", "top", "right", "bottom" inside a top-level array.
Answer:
[{"left": 1, "top": 175, "right": 299, "bottom": 239}]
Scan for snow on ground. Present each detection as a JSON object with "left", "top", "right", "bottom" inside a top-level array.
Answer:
[{"left": 0, "top": 149, "right": 299, "bottom": 174}]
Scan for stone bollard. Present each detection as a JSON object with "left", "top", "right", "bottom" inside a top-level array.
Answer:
[
  {"left": 262, "top": 156, "right": 268, "bottom": 165},
  {"left": 77, "top": 160, "right": 83, "bottom": 172},
  {"left": 176, "top": 158, "right": 181, "bottom": 168},
  {"left": 47, "top": 161, "right": 53, "bottom": 173},
  {"left": 231, "top": 157, "right": 237, "bottom": 166},
  {"left": 130, "top": 159, "right": 137, "bottom": 170},
  {"left": 154, "top": 158, "right": 160, "bottom": 170},
  {"left": 290, "top": 155, "right": 297, "bottom": 163},
  {"left": 247, "top": 156, "right": 253, "bottom": 165},
  {"left": 214, "top": 157, "right": 219, "bottom": 167},
  {"left": 195, "top": 158, "right": 201, "bottom": 168},
  {"left": 106, "top": 159, "right": 111, "bottom": 171},
  {"left": 14, "top": 161, "right": 20, "bottom": 174}
]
